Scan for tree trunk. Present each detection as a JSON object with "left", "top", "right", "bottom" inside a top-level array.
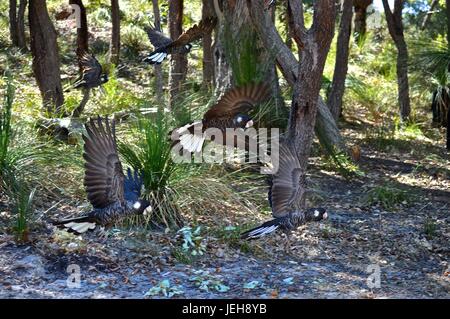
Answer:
[
  {"left": 212, "top": 0, "right": 232, "bottom": 98},
  {"left": 446, "top": 0, "right": 450, "bottom": 46},
  {"left": 421, "top": 0, "right": 438, "bottom": 30},
  {"left": 202, "top": 0, "right": 215, "bottom": 88},
  {"left": 382, "top": 0, "right": 411, "bottom": 121},
  {"left": 29, "top": 0, "right": 64, "bottom": 114},
  {"left": 328, "top": 0, "right": 353, "bottom": 120},
  {"left": 69, "top": 0, "right": 88, "bottom": 53},
  {"left": 168, "top": 0, "right": 188, "bottom": 114},
  {"left": 353, "top": 0, "right": 372, "bottom": 44},
  {"left": 72, "top": 88, "right": 90, "bottom": 118},
  {"left": 246, "top": 0, "right": 346, "bottom": 154},
  {"left": 16, "top": 0, "right": 27, "bottom": 50},
  {"left": 152, "top": 0, "right": 164, "bottom": 105},
  {"left": 109, "top": 0, "right": 120, "bottom": 65},
  {"left": 287, "top": 0, "right": 336, "bottom": 207},
  {"left": 9, "top": 0, "right": 18, "bottom": 46}
]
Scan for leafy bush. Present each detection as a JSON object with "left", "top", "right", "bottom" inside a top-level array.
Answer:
[{"left": 119, "top": 113, "right": 183, "bottom": 228}]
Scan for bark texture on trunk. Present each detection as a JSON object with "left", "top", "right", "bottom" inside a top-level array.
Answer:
[
  {"left": 287, "top": 0, "right": 336, "bottom": 207},
  {"left": 9, "top": 0, "right": 27, "bottom": 50},
  {"left": 16, "top": 0, "right": 27, "bottom": 50},
  {"left": 328, "top": 0, "right": 353, "bottom": 120},
  {"left": 29, "top": 0, "right": 64, "bottom": 114},
  {"left": 246, "top": 0, "right": 346, "bottom": 153},
  {"left": 152, "top": 0, "right": 164, "bottom": 105},
  {"left": 69, "top": 0, "right": 88, "bottom": 53},
  {"left": 446, "top": 0, "right": 450, "bottom": 46},
  {"left": 353, "top": 0, "right": 372, "bottom": 43},
  {"left": 202, "top": 0, "right": 215, "bottom": 88},
  {"left": 109, "top": 0, "right": 120, "bottom": 65},
  {"left": 9, "top": 0, "right": 18, "bottom": 46},
  {"left": 382, "top": 0, "right": 411, "bottom": 121},
  {"left": 168, "top": 0, "right": 188, "bottom": 113},
  {"left": 212, "top": 0, "right": 232, "bottom": 99}
]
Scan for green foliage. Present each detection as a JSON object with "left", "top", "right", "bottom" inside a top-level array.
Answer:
[
  {"left": 0, "top": 73, "right": 37, "bottom": 242},
  {"left": 321, "top": 150, "right": 365, "bottom": 179},
  {"left": 11, "top": 187, "right": 36, "bottom": 243},
  {"left": 410, "top": 37, "right": 450, "bottom": 86},
  {"left": 121, "top": 25, "right": 148, "bottom": 57},
  {"left": 119, "top": 113, "right": 184, "bottom": 228},
  {"left": 189, "top": 270, "right": 230, "bottom": 293},
  {"left": 364, "top": 185, "right": 412, "bottom": 210},
  {"left": 0, "top": 72, "right": 13, "bottom": 171},
  {"left": 145, "top": 279, "right": 184, "bottom": 297},
  {"left": 223, "top": 24, "right": 272, "bottom": 86},
  {"left": 423, "top": 218, "right": 437, "bottom": 240}
]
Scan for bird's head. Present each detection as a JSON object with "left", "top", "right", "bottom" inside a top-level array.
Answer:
[
  {"left": 305, "top": 207, "right": 328, "bottom": 222},
  {"left": 233, "top": 114, "right": 253, "bottom": 129},
  {"left": 100, "top": 73, "right": 109, "bottom": 84},
  {"left": 184, "top": 43, "right": 193, "bottom": 53},
  {"left": 132, "top": 199, "right": 152, "bottom": 216}
]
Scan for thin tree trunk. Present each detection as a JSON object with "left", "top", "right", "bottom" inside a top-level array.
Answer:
[
  {"left": 212, "top": 0, "right": 232, "bottom": 98},
  {"left": 16, "top": 0, "right": 27, "bottom": 50},
  {"left": 202, "top": 0, "right": 215, "bottom": 88},
  {"left": 109, "top": 0, "right": 120, "bottom": 65},
  {"left": 152, "top": 0, "right": 164, "bottom": 105},
  {"left": 446, "top": 0, "right": 450, "bottom": 46},
  {"left": 353, "top": 0, "right": 372, "bottom": 43},
  {"left": 69, "top": 0, "right": 88, "bottom": 53},
  {"left": 287, "top": 0, "right": 336, "bottom": 208},
  {"left": 421, "top": 0, "right": 438, "bottom": 30},
  {"left": 246, "top": 0, "right": 346, "bottom": 154},
  {"left": 328, "top": 0, "right": 353, "bottom": 120},
  {"left": 72, "top": 88, "right": 90, "bottom": 118},
  {"left": 29, "top": 0, "right": 64, "bottom": 114},
  {"left": 168, "top": 0, "right": 188, "bottom": 114},
  {"left": 382, "top": 0, "right": 411, "bottom": 121},
  {"left": 9, "top": 0, "right": 18, "bottom": 46}
]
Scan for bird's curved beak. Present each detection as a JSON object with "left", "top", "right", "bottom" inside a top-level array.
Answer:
[
  {"left": 323, "top": 212, "right": 328, "bottom": 220},
  {"left": 245, "top": 120, "right": 254, "bottom": 129}
]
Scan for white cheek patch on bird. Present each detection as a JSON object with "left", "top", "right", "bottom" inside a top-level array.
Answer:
[
  {"left": 245, "top": 120, "right": 254, "bottom": 128},
  {"left": 314, "top": 210, "right": 320, "bottom": 217},
  {"left": 133, "top": 201, "right": 141, "bottom": 210}
]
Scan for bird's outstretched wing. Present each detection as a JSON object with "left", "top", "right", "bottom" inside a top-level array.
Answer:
[
  {"left": 123, "top": 167, "right": 143, "bottom": 202},
  {"left": 83, "top": 116, "right": 125, "bottom": 209},
  {"left": 269, "top": 143, "right": 302, "bottom": 218},
  {"left": 203, "top": 82, "right": 271, "bottom": 121},
  {"left": 74, "top": 50, "right": 103, "bottom": 88},
  {"left": 169, "top": 16, "right": 217, "bottom": 48},
  {"left": 145, "top": 25, "right": 173, "bottom": 49}
]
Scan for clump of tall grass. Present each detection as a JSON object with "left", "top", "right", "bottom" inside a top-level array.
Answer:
[
  {"left": 1, "top": 72, "right": 36, "bottom": 242},
  {"left": 119, "top": 112, "right": 184, "bottom": 229}
]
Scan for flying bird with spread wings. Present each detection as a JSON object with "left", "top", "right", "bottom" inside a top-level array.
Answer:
[
  {"left": 53, "top": 117, "right": 151, "bottom": 234},
  {"left": 73, "top": 51, "right": 108, "bottom": 89},
  {"left": 241, "top": 143, "right": 327, "bottom": 247},
  {"left": 143, "top": 16, "right": 217, "bottom": 65},
  {"left": 70, "top": 50, "right": 108, "bottom": 91},
  {"left": 170, "top": 83, "right": 271, "bottom": 154}
]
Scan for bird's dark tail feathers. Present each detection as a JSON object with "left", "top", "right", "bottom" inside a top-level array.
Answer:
[
  {"left": 240, "top": 218, "right": 280, "bottom": 240},
  {"left": 53, "top": 216, "right": 97, "bottom": 234}
]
